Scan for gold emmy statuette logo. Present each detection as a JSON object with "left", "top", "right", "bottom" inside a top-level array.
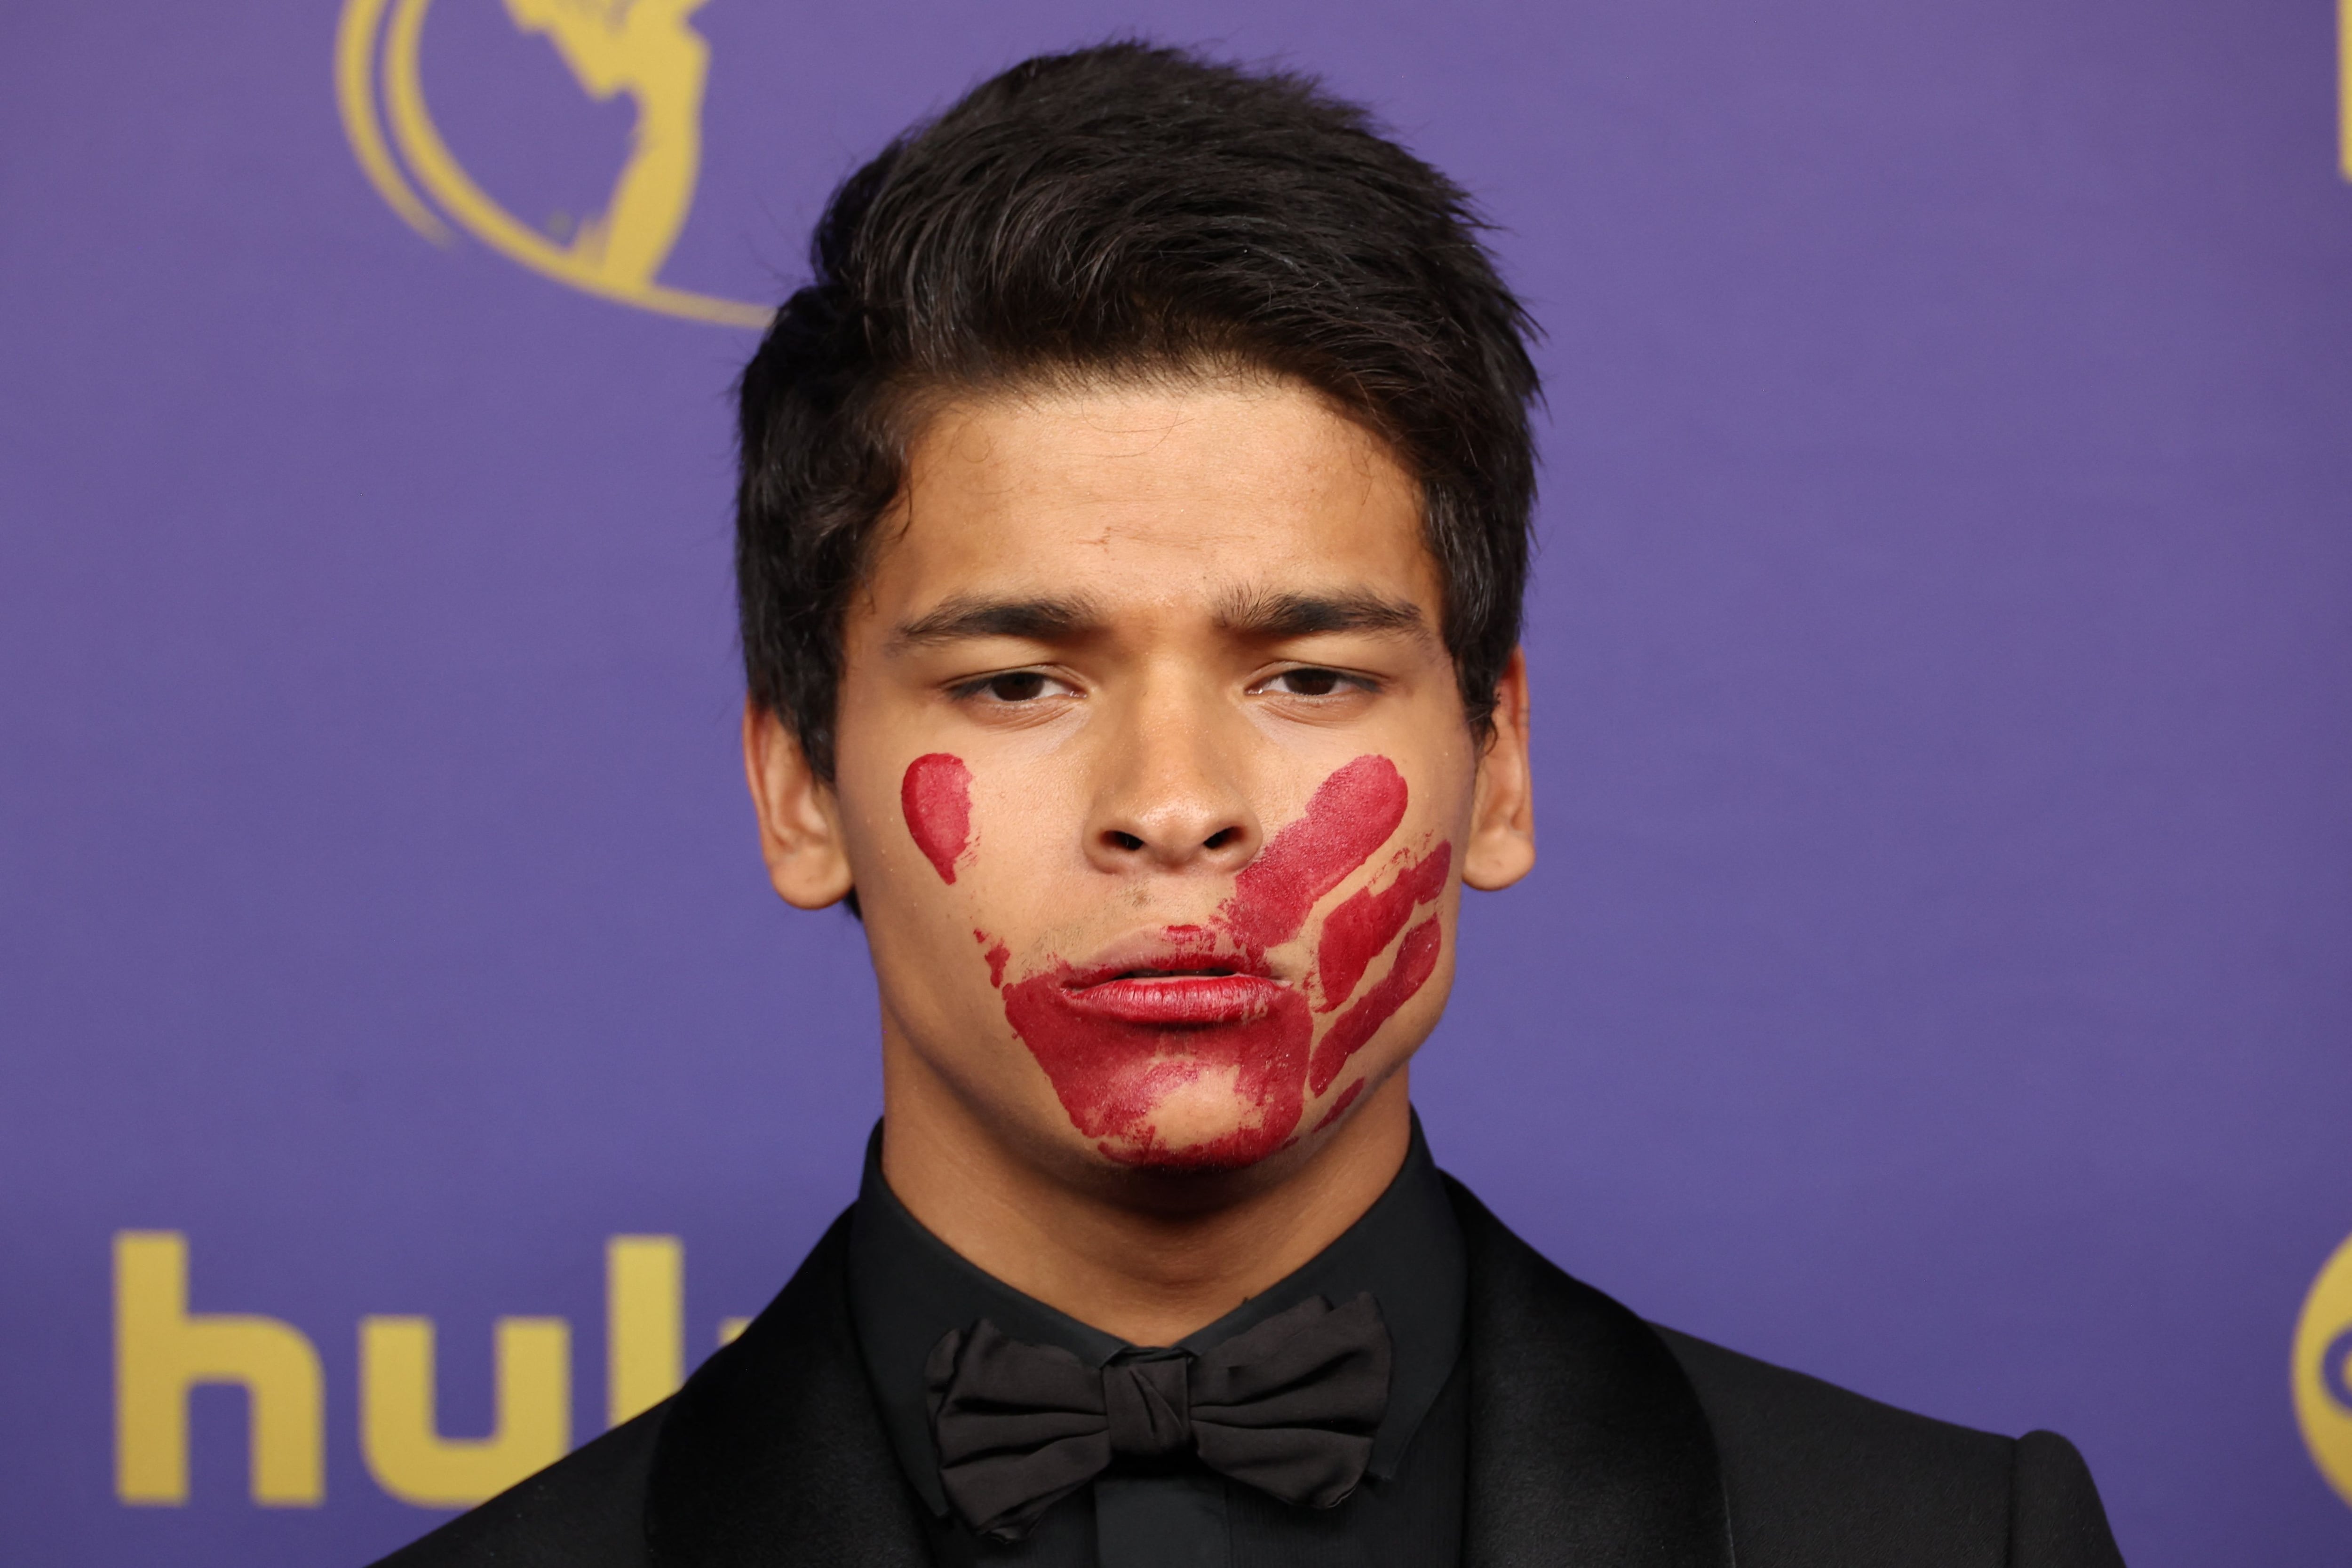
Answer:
[
  {"left": 336, "top": 0, "right": 769, "bottom": 326},
  {"left": 2295, "top": 1227, "right": 2352, "bottom": 1510}
]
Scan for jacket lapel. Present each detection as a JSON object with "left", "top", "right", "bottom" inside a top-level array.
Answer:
[
  {"left": 644, "top": 1211, "right": 933, "bottom": 1568},
  {"left": 1451, "top": 1179, "right": 1735, "bottom": 1568}
]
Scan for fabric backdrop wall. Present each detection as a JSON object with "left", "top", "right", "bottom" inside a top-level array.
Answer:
[{"left": 3, "top": 1, "right": 2348, "bottom": 1563}]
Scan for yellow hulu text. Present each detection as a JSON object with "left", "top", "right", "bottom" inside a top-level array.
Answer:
[{"left": 112, "top": 1231, "right": 751, "bottom": 1509}]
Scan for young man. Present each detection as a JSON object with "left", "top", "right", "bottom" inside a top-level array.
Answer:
[{"left": 381, "top": 44, "right": 2125, "bottom": 1568}]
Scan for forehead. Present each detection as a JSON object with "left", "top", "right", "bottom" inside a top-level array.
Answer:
[{"left": 864, "top": 376, "right": 1437, "bottom": 618}]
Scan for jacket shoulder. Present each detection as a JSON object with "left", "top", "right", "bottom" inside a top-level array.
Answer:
[
  {"left": 367, "top": 1210, "right": 929, "bottom": 1568},
  {"left": 1655, "top": 1328, "right": 2122, "bottom": 1568},
  {"left": 367, "top": 1402, "right": 665, "bottom": 1568}
]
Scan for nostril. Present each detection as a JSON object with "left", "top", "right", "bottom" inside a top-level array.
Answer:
[
  {"left": 1108, "top": 831, "right": 1145, "bottom": 852},
  {"left": 1202, "top": 827, "right": 1242, "bottom": 851}
]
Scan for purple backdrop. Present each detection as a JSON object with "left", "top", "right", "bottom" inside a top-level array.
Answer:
[{"left": 4, "top": 1, "right": 2349, "bottom": 1562}]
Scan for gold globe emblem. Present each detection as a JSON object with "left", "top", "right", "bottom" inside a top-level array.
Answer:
[
  {"left": 336, "top": 0, "right": 770, "bottom": 328},
  {"left": 2296, "top": 1227, "right": 2352, "bottom": 1511}
]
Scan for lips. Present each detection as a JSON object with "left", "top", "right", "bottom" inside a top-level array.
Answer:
[
  {"left": 1051, "top": 936, "right": 1287, "bottom": 1027},
  {"left": 1061, "top": 972, "right": 1287, "bottom": 1026}
]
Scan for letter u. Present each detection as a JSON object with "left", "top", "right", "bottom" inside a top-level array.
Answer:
[
  {"left": 115, "top": 1231, "right": 325, "bottom": 1505},
  {"left": 359, "top": 1314, "right": 570, "bottom": 1507}
]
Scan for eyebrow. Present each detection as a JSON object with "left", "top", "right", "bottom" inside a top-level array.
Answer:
[
  {"left": 888, "top": 594, "right": 1105, "bottom": 650},
  {"left": 1214, "top": 588, "right": 1431, "bottom": 643},
  {"left": 885, "top": 586, "right": 1431, "bottom": 653}
]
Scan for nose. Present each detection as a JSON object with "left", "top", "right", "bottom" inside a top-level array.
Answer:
[{"left": 1085, "top": 691, "right": 1261, "bottom": 875}]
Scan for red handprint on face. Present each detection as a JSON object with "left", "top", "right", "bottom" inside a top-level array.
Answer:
[{"left": 958, "top": 755, "right": 1451, "bottom": 1169}]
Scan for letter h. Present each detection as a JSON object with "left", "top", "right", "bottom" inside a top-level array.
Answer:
[{"left": 115, "top": 1231, "right": 324, "bottom": 1505}]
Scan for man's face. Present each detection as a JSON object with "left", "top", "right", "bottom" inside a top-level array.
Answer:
[{"left": 786, "top": 375, "right": 1524, "bottom": 1178}]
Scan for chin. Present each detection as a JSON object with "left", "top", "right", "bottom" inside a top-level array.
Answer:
[
  {"left": 1097, "top": 1128, "right": 1294, "bottom": 1177},
  {"left": 1083, "top": 1077, "right": 1307, "bottom": 1175}
]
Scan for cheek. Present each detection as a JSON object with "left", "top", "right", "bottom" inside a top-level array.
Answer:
[
  {"left": 1222, "top": 754, "right": 1409, "bottom": 952},
  {"left": 900, "top": 753, "right": 973, "bottom": 884},
  {"left": 1314, "top": 841, "right": 1451, "bottom": 1010},
  {"left": 1308, "top": 915, "right": 1443, "bottom": 1096}
]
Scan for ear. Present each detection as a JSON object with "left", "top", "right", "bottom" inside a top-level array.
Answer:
[
  {"left": 742, "top": 700, "right": 857, "bottom": 909},
  {"left": 1461, "top": 647, "right": 1536, "bottom": 891}
]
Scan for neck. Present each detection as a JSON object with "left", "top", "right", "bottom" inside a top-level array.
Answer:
[{"left": 877, "top": 1046, "right": 1414, "bottom": 1347}]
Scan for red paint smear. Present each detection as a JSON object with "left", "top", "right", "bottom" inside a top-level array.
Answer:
[
  {"left": 1223, "top": 755, "right": 1407, "bottom": 954},
  {"left": 1314, "top": 841, "right": 1452, "bottom": 1011},
  {"left": 1314, "top": 1078, "right": 1367, "bottom": 1131},
  {"left": 902, "top": 753, "right": 972, "bottom": 884},
  {"left": 1002, "top": 968, "right": 1312, "bottom": 1172},
  {"left": 973, "top": 930, "right": 1010, "bottom": 989},
  {"left": 1309, "top": 916, "right": 1442, "bottom": 1096}
]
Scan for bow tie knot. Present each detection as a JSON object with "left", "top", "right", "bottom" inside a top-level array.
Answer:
[
  {"left": 1103, "top": 1354, "right": 1192, "bottom": 1459},
  {"left": 925, "top": 1292, "right": 1393, "bottom": 1541}
]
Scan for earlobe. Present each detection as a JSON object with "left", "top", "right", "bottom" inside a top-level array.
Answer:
[
  {"left": 1460, "top": 648, "right": 1536, "bottom": 892},
  {"left": 741, "top": 701, "right": 858, "bottom": 909}
]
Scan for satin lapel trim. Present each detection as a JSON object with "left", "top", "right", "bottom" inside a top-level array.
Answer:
[
  {"left": 1448, "top": 1179, "right": 1736, "bottom": 1568},
  {"left": 644, "top": 1211, "right": 933, "bottom": 1568}
]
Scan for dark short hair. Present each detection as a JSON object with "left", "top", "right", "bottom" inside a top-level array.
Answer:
[{"left": 736, "top": 42, "right": 1541, "bottom": 781}]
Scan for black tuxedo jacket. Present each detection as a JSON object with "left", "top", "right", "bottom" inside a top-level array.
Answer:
[{"left": 375, "top": 1180, "right": 2124, "bottom": 1568}]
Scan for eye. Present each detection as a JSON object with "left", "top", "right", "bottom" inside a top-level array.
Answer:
[
  {"left": 1259, "top": 667, "right": 1367, "bottom": 698},
  {"left": 956, "top": 670, "right": 1074, "bottom": 704}
]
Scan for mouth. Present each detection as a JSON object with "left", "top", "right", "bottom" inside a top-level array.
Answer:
[{"left": 1055, "top": 937, "right": 1286, "bottom": 1026}]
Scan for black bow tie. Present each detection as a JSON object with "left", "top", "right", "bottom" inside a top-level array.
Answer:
[{"left": 923, "top": 1292, "right": 1393, "bottom": 1541}]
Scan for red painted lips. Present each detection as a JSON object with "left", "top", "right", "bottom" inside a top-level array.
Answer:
[
  {"left": 1051, "top": 934, "right": 1282, "bottom": 1026},
  {"left": 1059, "top": 970, "right": 1286, "bottom": 1026}
]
